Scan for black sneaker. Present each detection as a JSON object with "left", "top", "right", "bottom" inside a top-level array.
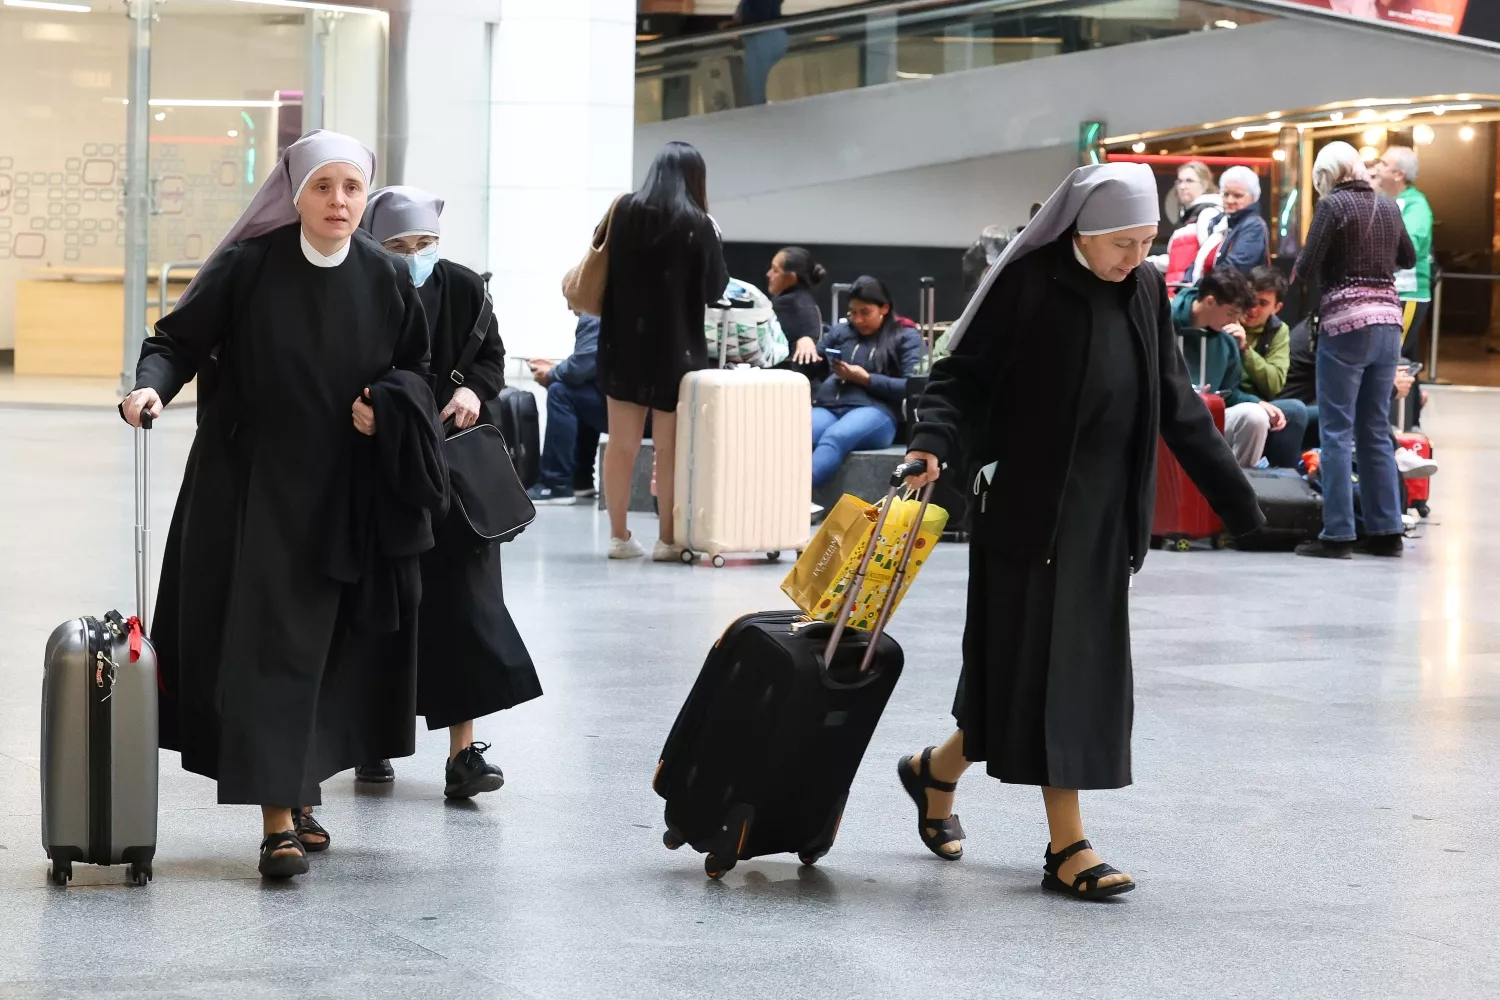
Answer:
[
  {"left": 355, "top": 759, "right": 395, "bottom": 783},
  {"left": 526, "top": 484, "right": 577, "bottom": 506},
  {"left": 1295, "top": 539, "right": 1354, "bottom": 560},
  {"left": 444, "top": 742, "right": 505, "bottom": 799},
  {"left": 1354, "top": 534, "right": 1404, "bottom": 557}
]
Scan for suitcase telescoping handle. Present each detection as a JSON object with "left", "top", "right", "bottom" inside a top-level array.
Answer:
[
  {"left": 134, "top": 410, "right": 153, "bottom": 634},
  {"left": 821, "top": 459, "right": 937, "bottom": 673}
]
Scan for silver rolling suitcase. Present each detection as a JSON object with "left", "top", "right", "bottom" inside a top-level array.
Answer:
[{"left": 41, "top": 411, "right": 159, "bottom": 886}]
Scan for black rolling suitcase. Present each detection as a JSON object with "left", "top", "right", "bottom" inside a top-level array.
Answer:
[
  {"left": 486, "top": 385, "right": 540, "bottom": 488},
  {"left": 1237, "top": 467, "right": 1322, "bottom": 550},
  {"left": 655, "top": 461, "right": 933, "bottom": 878}
]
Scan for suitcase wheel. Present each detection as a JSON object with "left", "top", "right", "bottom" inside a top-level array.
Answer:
[
  {"left": 1172, "top": 538, "right": 1191, "bottom": 553},
  {"left": 663, "top": 829, "right": 684, "bottom": 851},
  {"left": 679, "top": 548, "right": 697, "bottom": 565},
  {"left": 49, "top": 863, "right": 71, "bottom": 887},
  {"left": 705, "top": 855, "right": 735, "bottom": 879},
  {"left": 128, "top": 863, "right": 152, "bottom": 887},
  {"left": 766, "top": 551, "right": 782, "bottom": 563},
  {"left": 1414, "top": 500, "right": 1430, "bottom": 519},
  {"left": 711, "top": 555, "right": 725, "bottom": 569},
  {"left": 798, "top": 851, "right": 824, "bottom": 867},
  {"left": 1212, "top": 533, "right": 1231, "bottom": 551}
]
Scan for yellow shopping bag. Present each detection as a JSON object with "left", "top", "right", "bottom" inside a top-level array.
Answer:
[
  {"left": 781, "top": 494, "right": 948, "bottom": 629},
  {"left": 780, "top": 494, "right": 877, "bottom": 616}
]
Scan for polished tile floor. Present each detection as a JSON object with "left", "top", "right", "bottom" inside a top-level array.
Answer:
[{"left": 1, "top": 390, "right": 1497, "bottom": 999}]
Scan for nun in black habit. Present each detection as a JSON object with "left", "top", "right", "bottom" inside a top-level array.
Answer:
[
  {"left": 354, "top": 186, "right": 542, "bottom": 797},
  {"left": 898, "top": 163, "right": 1263, "bottom": 900},
  {"left": 121, "top": 131, "right": 448, "bottom": 879}
]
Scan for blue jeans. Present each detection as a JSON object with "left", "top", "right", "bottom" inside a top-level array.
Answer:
[
  {"left": 812, "top": 405, "right": 897, "bottom": 488},
  {"left": 741, "top": 28, "right": 788, "bottom": 105},
  {"left": 1315, "top": 324, "right": 1403, "bottom": 541},
  {"left": 539, "top": 380, "right": 608, "bottom": 491},
  {"left": 1263, "top": 396, "right": 1310, "bottom": 469}
]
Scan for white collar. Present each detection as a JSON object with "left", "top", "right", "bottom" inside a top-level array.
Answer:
[
  {"left": 1072, "top": 238, "right": 1091, "bottom": 270},
  {"left": 300, "top": 229, "right": 350, "bottom": 267}
]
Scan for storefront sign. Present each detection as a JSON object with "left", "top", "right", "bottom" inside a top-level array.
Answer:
[{"left": 1266, "top": 1, "right": 1470, "bottom": 37}]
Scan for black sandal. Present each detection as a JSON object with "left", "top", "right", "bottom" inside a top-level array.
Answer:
[
  {"left": 292, "top": 808, "right": 331, "bottom": 853},
  {"left": 1042, "top": 839, "right": 1134, "bottom": 900},
  {"left": 897, "top": 747, "right": 966, "bottom": 861},
  {"left": 258, "top": 830, "right": 310, "bottom": 879}
]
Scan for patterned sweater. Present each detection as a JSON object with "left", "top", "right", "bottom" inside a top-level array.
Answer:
[{"left": 1292, "top": 180, "right": 1417, "bottom": 336}]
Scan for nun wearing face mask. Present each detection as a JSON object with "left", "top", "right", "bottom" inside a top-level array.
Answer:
[
  {"left": 356, "top": 186, "right": 542, "bottom": 799},
  {"left": 120, "top": 130, "right": 447, "bottom": 880},
  {"left": 896, "top": 163, "right": 1263, "bottom": 900}
]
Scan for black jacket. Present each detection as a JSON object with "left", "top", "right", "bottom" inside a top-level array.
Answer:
[
  {"left": 323, "top": 369, "right": 449, "bottom": 633},
  {"left": 772, "top": 284, "right": 823, "bottom": 346},
  {"left": 910, "top": 237, "right": 1263, "bottom": 570},
  {"left": 423, "top": 259, "right": 505, "bottom": 409},
  {"left": 1278, "top": 318, "right": 1317, "bottom": 405}
]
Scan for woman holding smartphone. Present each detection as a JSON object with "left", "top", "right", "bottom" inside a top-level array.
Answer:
[{"left": 809, "top": 275, "right": 923, "bottom": 487}]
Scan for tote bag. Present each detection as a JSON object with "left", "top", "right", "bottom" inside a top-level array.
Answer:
[{"left": 561, "top": 195, "right": 623, "bottom": 315}]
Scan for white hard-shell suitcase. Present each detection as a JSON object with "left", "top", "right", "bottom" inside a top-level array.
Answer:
[
  {"left": 673, "top": 359, "right": 811, "bottom": 566},
  {"left": 41, "top": 412, "right": 159, "bottom": 886}
]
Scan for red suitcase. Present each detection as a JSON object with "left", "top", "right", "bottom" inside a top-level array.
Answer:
[
  {"left": 1395, "top": 431, "right": 1432, "bottom": 509},
  {"left": 1152, "top": 333, "right": 1228, "bottom": 550}
]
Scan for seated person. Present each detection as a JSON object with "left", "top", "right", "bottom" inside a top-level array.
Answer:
[
  {"left": 767, "top": 246, "right": 827, "bottom": 381},
  {"left": 811, "top": 275, "right": 923, "bottom": 488},
  {"left": 1170, "top": 266, "right": 1289, "bottom": 467},
  {"left": 527, "top": 312, "right": 606, "bottom": 504},
  {"left": 1221, "top": 267, "right": 1309, "bottom": 468}
]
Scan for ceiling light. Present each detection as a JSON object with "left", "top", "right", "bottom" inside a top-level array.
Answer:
[
  {"left": 1362, "top": 127, "right": 1385, "bottom": 145},
  {"left": 1359, "top": 146, "right": 1379, "bottom": 161},
  {"left": 153, "top": 112, "right": 166, "bottom": 121},
  {"left": 1434, "top": 105, "right": 1446, "bottom": 115},
  {"left": 1414, "top": 124, "right": 1436, "bottom": 145},
  {"left": 1214, "top": 19, "right": 1238, "bottom": 29},
  {"left": 1272, "top": 149, "right": 1287, "bottom": 162},
  {"left": 1330, "top": 111, "right": 1344, "bottom": 122},
  {"left": 1231, "top": 128, "right": 1246, "bottom": 140},
  {"left": 1358, "top": 109, "right": 1377, "bottom": 121},
  {"left": 3, "top": 0, "right": 92, "bottom": 10},
  {"left": 1388, "top": 112, "right": 1406, "bottom": 122},
  {"left": 1268, "top": 111, "right": 1282, "bottom": 120},
  {"left": 1457, "top": 93, "right": 1472, "bottom": 101},
  {"left": 1159, "top": 149, "right": 1169, "bottom": 155},
  {"left": 1132, "top": 141, "right": 1146, "bottom": 153},
  {"left": 1459, "top": 125, "right": 1476, "bottom": 142},
  {"left": 219, "top": 0, "right": 383, "bottom": 13},
  {"left": 227, "top": 129, "right": 239, "bottom": 138}
]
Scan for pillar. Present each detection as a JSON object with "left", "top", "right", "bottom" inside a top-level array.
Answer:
[{"left": 487, "top": 0, "right": 635, "bottom": 360}]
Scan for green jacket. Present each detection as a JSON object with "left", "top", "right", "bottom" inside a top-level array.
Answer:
[
  {"left": 1170, "top": 286, "right": 1256, "bottom": 407},
  {"left": 1395, "top": 185, "right": 1434, "bottom": 302},
  {"left": 1238, "top": 315, "right": 1290, "bottom": 399}
]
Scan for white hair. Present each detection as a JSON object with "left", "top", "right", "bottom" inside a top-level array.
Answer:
[
  {"left": 1313, "top": 142, "right": 1367, "bottom": 196},
  {"left": 1384, "top": 145, "right": 1419, "bottom": 184},
  {"left": 1218, "top": 165, "right": 1262, "bottom": 204}
]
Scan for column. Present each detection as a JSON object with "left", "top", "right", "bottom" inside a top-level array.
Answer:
[
  {"left": 487, "top": 0, "right": 635, "bottom": 361},
  {"left": 398, "top": 0, "right": 500, "bottom": 272}
]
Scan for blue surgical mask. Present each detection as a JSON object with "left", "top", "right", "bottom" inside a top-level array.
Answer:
[{"left": 408, "top": 244, "right": 439, "bottom": 287}]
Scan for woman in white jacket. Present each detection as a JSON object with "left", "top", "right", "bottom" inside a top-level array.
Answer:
[{"left": 1149, "top": 161, "right": 1222, "bottom": 293}]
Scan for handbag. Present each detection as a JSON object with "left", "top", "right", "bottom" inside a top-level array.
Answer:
[
  {"left": 441, "top": 291, "right": 536, "bottom": 546},
  {"left": 561, "top": 195, "right": 623, "bottom": 315}
]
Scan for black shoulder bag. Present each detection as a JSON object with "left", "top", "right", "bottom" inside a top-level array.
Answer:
[{"left": 441, "top": 291, "right": 535, "bottom": 546}]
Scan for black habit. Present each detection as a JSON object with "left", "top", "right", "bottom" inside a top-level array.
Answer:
[
  {"left": 598, "top": 195, "right": 728, "bottom": 411},
  {"left": 910, "top": 238, "right": 1263, "bottom": 790},
  {"left": 134, "top": 223, "right": 441, "bottom": 806},
  {"left": 417, "top": 259, "right": 542, "bottom": 731}
]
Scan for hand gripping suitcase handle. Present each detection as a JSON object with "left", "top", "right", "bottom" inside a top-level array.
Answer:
[
  {"left": 134, "top": 410, "right": 152, "bottom": 634},
  {"left": 821, "top": 460, "right": 937, "bottom": 671}
]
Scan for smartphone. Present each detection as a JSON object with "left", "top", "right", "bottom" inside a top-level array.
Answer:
[
  {"left": 823, "top": 348, "right": 843, "bottom": 362},
  {"left": 1403, "top": 361, "right": 1423, "bottom": 377}
]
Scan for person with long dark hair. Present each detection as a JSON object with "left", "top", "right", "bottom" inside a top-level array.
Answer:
[
  {"left": 896, "top": 163, "right": 1261, "bottom": 900},
  {"left": 354, "top": 186, "right": 542, "bottom": 796},
  {"left": 598, "top": 141, "right": 728, "bottom": 561},
  {"left": 810, "top": 275, "right": 922, "bottom": 487}
]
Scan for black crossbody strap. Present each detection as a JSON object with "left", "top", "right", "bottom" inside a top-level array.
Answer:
[{"left": 448, "top": 290, "right": 494, "bottom": 386}]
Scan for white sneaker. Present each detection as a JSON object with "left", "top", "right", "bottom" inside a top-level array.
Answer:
[
  {"left": 608, "top": 534, "right": 645, "bottom": 560},
  {"left": 1394, "top": 447, "right": 1438, "bottom": 480},
  {"left": 652, "top": 540, "right": 685, "bottom": 563}
]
